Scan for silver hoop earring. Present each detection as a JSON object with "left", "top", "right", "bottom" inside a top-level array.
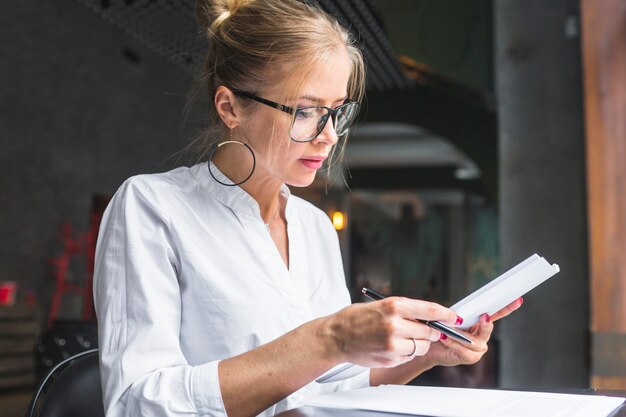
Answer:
[{"left": 207, "top": 140, "right": 256, "bottom": 186}]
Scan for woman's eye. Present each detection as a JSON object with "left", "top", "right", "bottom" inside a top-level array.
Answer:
[{"left": 295, "top": 110, "right": 317, "bottom": 120}]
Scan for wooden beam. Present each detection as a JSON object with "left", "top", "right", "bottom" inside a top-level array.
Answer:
[{"left": 581, "top": 0, "right": 626, "bottom": 390}]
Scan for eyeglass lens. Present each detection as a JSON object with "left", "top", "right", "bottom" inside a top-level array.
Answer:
[{"left": 290, "top": 102, "right": 358, "bottom": 142}]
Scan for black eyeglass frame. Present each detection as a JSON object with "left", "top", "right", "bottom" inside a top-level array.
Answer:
[{"left": 230, "top": 88, "right": 359, "bottom": 143}]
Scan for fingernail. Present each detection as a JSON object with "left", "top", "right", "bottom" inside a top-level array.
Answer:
[
  {"left": 519, "top": 297, "right": 524, "bottom": 306},
  {"left": 484, "top": 314, "right": 491, "bottom": 323},
  {"left": 440, "top": 334, "right": 448, "bottom": 341},
  {"left": 455, "top": 316, "right": 463, "bottom": 326}
]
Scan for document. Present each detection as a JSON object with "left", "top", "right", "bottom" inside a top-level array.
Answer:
[
  {"left": 451, "top": 254, "right": 559, "bottom": 330},
  {"left": 300, "top": 385, "right": 625, "bottom": 417}
]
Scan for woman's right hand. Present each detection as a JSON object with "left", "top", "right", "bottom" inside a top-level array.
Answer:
[{"left": 321, "top": 297, "right": 460, "bottom": 368}]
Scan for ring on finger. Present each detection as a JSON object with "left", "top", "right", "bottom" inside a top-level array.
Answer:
[{"left": 405, "top": 338, "right": 417, "bottom": 357}]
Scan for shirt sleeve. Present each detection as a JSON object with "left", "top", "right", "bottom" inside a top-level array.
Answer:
[{"left": 93, "top": 177, "right": 227, "bottom": 417}]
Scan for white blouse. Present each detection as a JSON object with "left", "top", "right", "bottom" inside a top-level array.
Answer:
[{"left": 93, "top": 163, "right": 370, "bottom": 417}]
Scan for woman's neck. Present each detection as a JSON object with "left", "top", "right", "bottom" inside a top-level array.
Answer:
[
  {"left": 240, "top": 175, "right": 284, "bottom": 224},
  {"left": 213, "top": 152, "right": 284, "bottom": 223}
]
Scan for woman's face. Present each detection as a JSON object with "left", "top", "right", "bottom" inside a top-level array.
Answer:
[{"left": 238, "top": 47, "right": 353, "bottom": 187}]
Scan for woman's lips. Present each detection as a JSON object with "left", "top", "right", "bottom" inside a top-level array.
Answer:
[{"left": 298, "top": 156, "right": 326, "bottom": 170}]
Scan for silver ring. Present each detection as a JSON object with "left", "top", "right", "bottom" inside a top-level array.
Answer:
[{"left": 405, "top": 338, "right": 417, "bottom": 357}]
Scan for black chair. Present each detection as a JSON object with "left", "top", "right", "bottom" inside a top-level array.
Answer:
[{"left": 25, "top": 348, "right": 105, "bottom": 417}]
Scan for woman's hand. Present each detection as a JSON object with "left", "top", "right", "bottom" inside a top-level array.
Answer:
[
  {"left": 370, "top": 297, "right": 524, "bottom": 386},
  {"left": 322, "top": 297, "right": 459, "bottom": 369},
  {"left": 423, "top": 297, "right": 524, "bottom": 368}
]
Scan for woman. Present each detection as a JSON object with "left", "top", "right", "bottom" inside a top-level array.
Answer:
[{"left": 93, "top": 1, "right": 522, "bottom": 416}]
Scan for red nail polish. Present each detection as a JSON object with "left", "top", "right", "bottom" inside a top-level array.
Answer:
[
  {"left": 440, "top": 334, "right": 448, "bottom": 341},
  {"left": 519, "top": 297, "right": 524, "bottom": 306},
  {"left": 455, "top": 316, "right": 463, "bottom": 326},
  {"left": 485, "top": 314, "right": 491, "bottom": 323}
]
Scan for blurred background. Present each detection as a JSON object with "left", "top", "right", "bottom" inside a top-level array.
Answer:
[{"left": 1, "top": 0, "right": 624, "bottom": 414}]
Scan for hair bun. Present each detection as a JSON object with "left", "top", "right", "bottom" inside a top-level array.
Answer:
[{"left": 196, "top": 0, "right": 254, "bottom": 32}]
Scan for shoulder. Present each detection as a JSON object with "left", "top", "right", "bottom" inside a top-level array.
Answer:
[
  {"left": 119, "top": 165, "right": 197, "bottom": 195},
  {"left": 108, "top": 165, "right": 201, "bottom": 221},
  {"left": 116, "top": 165, "right": 202, "bottom": 199}
]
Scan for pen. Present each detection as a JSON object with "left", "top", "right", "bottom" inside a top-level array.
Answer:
[{"left": 361, "top": 287, "right": 474, "bottom": 345}]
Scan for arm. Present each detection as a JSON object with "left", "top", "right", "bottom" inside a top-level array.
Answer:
[
  {"left": 95, "top": 179, "right": 204, "bottom": 417},
  {"left": 218, "top": 297, "right": 458, "bottom": 417}
]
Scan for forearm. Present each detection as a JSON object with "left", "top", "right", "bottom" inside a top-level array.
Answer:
[
  {"left": 219, "top": 296, "right": 466, "bottom": 416},
  {"left": 370, "top": 354, "right": 437, "bottom": 386},
  {"left": 218, "top": 317, "right": 341, "bottom": 417}
]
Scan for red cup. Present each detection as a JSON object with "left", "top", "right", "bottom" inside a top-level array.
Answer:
[{"left": 0, "top": 281, "right": 17, "bottom": 306}]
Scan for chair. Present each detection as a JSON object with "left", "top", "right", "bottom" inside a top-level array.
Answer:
[{"left": 25, "top": 348, "right": 105, "bottom": 417}]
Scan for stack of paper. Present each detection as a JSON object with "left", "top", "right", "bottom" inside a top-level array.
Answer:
[{"left": 300, "top": 385, "right": 625, "bottom": 417}]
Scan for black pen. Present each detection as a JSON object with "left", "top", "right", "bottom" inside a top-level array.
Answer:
[{"left": 361, "top": 287, "right": 473, "bottom": 345}]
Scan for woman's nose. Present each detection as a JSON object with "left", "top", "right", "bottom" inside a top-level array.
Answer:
[{"left": 312, "top": 116, "right": 339, "bottom": 145}]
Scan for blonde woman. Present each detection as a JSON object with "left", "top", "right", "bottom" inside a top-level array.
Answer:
[{"left": 93, "top": 1, "right": 522, "bottom": 416}]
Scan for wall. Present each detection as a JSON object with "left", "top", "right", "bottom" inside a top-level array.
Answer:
[{"left": 0, "top": 0, "right": 197, "bottom": 319}]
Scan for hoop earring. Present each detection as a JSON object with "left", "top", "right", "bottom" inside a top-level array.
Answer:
[{"left": 207, "top": 140, "right": 256, "bottom": 186}]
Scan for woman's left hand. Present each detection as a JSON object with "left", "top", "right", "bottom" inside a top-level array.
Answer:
[{"left": 424, "top": 297, "right": 524, "bottom": 367}]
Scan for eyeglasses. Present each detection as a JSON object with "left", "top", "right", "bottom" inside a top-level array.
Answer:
[{"left": 231, "top": 88, "right": 359, "bottom": 143}]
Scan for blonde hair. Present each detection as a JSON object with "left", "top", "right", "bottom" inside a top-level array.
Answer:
[{"left": 190, "top": 0, "right": 365, "bottom": 178}]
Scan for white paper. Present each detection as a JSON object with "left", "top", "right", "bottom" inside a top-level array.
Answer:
[
  {"left": 300, "top": 385, "right": 625, "bottom": 417},
  {"left": 451, "top": 254, "right": 559, "bottom": 330}
]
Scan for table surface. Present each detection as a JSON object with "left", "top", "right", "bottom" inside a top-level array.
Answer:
[{"left": 276, "top": 389, "right": 626, "bottom": 417}]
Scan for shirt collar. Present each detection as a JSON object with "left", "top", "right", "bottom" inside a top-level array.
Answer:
[{"left": 192, "top": 162, "right": 292, "bottom": 221}]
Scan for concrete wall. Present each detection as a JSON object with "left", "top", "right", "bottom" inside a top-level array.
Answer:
[
  {"left": 0, "top": 0, "right": 196, "bottom": 319},
  {"left": 495, "top": 1, "right": 589, "bottom": 388}
]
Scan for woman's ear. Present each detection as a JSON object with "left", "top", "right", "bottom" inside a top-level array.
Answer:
[{"left": 214, "top": 85, "right": 240, "bottom": 129}]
